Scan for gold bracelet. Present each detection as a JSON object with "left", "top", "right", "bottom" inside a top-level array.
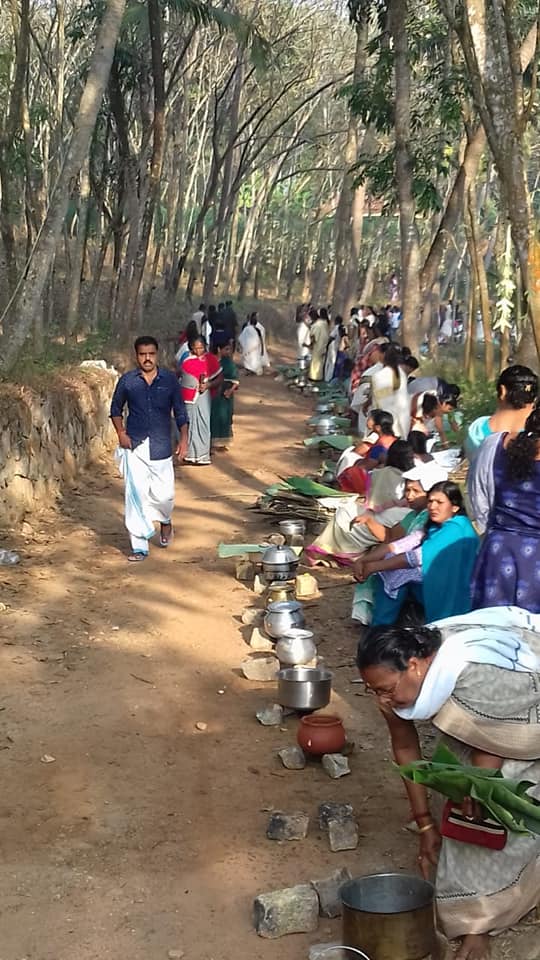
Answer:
[{"left": 418, "top": 822, "right": 435, "bottom": 834}]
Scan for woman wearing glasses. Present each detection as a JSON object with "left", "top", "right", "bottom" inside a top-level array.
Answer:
[{"left": 357, "top": 608, "right": 540, "bottom": 960}]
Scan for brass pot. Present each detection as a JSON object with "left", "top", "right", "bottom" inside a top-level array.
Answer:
[{"left": 266, "top": 581, "right": 295, "bottom": 604}]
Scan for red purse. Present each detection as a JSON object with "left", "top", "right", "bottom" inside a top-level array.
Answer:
[{"left": 440, "top": 800, "right": 507, "bottom": 850}]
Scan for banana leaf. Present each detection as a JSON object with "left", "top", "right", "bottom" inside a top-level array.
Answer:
[
  {"left": 281, "top": 475, "right": 344, "bottom": 497},
  {"left": 303, "top": 435, "right": 355, "bottom": 451},
  {"left": 397, "top": 743, "right": 540, "bottom": 835}
]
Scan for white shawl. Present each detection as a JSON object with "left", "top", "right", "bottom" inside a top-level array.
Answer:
[{"left": 394, "top": 606, "right": 540, "bottom": 722}]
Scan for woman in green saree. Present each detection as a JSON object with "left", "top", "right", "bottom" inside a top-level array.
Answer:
[{"left": 211, "top": 338, "right": 240, "bottom": 450}]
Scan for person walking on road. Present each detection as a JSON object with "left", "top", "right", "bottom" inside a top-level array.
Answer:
[{"left": 110, "top": 336, "right": 188, "bottom": 562}]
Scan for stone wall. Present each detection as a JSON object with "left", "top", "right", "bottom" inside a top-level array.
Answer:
[{"left": 0, "top": 365, "right": 117, "bottom": 525}]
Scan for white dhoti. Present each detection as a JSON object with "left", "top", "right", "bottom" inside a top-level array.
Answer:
[{"left": 115, "top": 438, "right": 175, "bottom": 554}]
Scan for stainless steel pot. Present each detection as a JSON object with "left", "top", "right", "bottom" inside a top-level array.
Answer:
[
  {"left": 261, "top": 544, "right": 299, "bottom": 583},
  {"left": 320, "top": 469, "right": 336, "bottom": 484},
  {"left": 278, "top": 518, "right": 306, "bottom": 546},
  {"left": 277, "top": 666, "right": 332, "bottom": 710},
  {"left": 275, "top": 630, "right": 317, "bottom": 666},
  {"left": 341, "top": 874, "right": 435, "bottom": 960},
  {"left": 264, "top": 601, "right": 306, "bottom": 640},
  {"left": 315, "top": 416, "right": 339, "bottom": 436},
  {"left": 297, "top": 356, "right": 310, "bottom": 371},
  {"left": 278, "top": 519, "right": 306, "bottom": 537},
  {"left": 315, "top": 401, "right": 335, "bottom": 414}
]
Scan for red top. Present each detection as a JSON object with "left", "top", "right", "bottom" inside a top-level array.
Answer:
[{"left": 180, "top": 352, "right": 221, "bottom": 403}]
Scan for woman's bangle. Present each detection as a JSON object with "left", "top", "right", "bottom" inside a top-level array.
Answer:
[
  {"left": 413, "top": 810, "right": 431, "bottom": 823},
  {"left": 418, "top": 822, "right": 435, "bottom": 834}
]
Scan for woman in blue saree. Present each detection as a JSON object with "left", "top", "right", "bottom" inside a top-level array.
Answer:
[{"left": 353, "top": 481, "right": 479, "bottom": 625}]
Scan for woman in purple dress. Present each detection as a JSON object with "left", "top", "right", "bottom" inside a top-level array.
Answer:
[{"left": 472, "top": 406, "right": 540, "bottom": 613}]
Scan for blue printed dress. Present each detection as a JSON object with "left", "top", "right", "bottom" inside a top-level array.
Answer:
[{"left": 472, "top": 436, "right": 540, "bottom": 612}]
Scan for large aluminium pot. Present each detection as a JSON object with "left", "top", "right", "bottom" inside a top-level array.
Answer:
[
  {"left": 340, "top": 874, "right": 435, "bottom": 960},
  {"left": 264, "top": 601, "right": 306, "bottom": 640},
  {"left": 261, "top": 544, "right": 299, "bottom": 583},
  {"left": 277, "top": 666, "right": 332, "bottom": 711}
]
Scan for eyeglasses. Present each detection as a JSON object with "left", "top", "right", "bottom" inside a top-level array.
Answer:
[{"left": 364, "top": 672, "right": 405, "bottom": 702}]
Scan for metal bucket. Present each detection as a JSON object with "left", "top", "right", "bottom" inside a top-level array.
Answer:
[{"left": 341, "top": 874, "right": 435, "bottom": 960}]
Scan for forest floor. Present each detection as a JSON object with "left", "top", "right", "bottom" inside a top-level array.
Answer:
[{"left": 0, "top": 346, "right": 538, "bottom": 960}]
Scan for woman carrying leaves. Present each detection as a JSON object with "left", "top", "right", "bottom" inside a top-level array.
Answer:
[{"left": 356, "top": 606, "right": 540, "bottom": 960}]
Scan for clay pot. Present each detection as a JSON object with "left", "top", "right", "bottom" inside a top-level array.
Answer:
[{"left": 297, "top": 714, "right": 346, "bottom": 756}]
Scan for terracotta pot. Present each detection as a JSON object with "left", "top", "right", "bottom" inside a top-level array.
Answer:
[{"left": 297, "top": 714, "right": 346, "bottom": 756}]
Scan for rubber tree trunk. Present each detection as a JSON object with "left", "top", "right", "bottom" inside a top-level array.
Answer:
[
  {"left": 203, "top": 56, "right": 244, "bottom": 303},
  {"left": 65, "top": 156, "right": 91, "bottom": 340},
  {"left": 419, "top": 22, "right": 538, "bottom": 329},
  {"left": 123, "top": 0, "right": 166, "bottom": 324},
  {"left": 0, "top": 0, "right": 127, "bottom": 371},
  {"left": 332, "top": 21, "right": 367, "bottom": 318},
  {"left": 466, "top": 186, "right": 494, "bottom": 379},
  {"left": 0, "top": 0, "right": 31, "bottom": 303},
  {"left": 451, "top": 3, "right": 540, "bottom": 361},
  {"left": 389, "top": 0, "right": 421, "bottom": 353}
]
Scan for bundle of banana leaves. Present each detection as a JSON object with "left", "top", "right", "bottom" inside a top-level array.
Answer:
[
  {"left": 398, "top": 743, "right": 540, "bottom": 835},
  {"left": 253, "top": 475, "right": 346, "bottom": 521},
  {"left": 304, "top": 435, "right": 355, "bottom": 451}
]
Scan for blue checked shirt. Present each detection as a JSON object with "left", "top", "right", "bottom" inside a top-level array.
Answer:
[{"left": 110, "top": 367, "right": 188, "bottom": 460}]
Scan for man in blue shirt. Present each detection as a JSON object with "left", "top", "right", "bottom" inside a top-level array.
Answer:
[{"left": 110, "top": 335, "right": 188, "bottom": 561}]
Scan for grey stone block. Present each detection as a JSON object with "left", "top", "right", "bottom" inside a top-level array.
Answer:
[
  {"left": 241, "top": 655, "right": 278, "bottom": 681},
  {"left": 256, "top": 703, "right": 284, "bottom": 726},
  {"left": 236, "top": 557, "right": 254, "bottom": 581},
  {"left": 311, "top": 867, "right": 352, "bottom": 918},
  {"left": 254, "top": 883, "right": 319, "bottom": 938},
  {"left": 328, "top": 817, "right": 359, "bottom": 852},
  {"left": 267, "top": 811, "right": 310, "bottom": 841},
  {"left": 249, "top": 627, "right": 274, "bottom": 651},
  {"left": 322, "top": 754, "right": 351, "bottom": 779},
  {"left": 241, "top": 606, "right": 263, "bottom": 625},
  {"left": 318, "top": 802, "right": 354, "bottom": 829},
  {"left": 278, "top": 745, "right": 306, "bottom": 769}
]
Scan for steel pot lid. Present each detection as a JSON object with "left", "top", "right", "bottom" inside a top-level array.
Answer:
[{"left": 261, "top": 544, "right": 298, "bottom": 565}]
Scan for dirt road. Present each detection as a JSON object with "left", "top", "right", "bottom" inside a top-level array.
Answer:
[{"left": 0, "top": 361, "right": 535, "bottom": 960}]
